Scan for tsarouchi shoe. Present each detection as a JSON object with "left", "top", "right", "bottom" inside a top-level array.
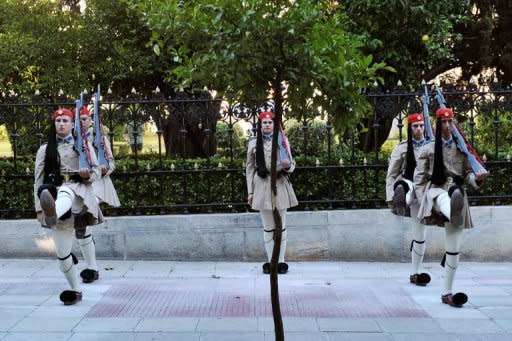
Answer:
[
  {"left": 441, "top": 292, "right": 468, "bottom": 308},
  {"left": 80, "top": 269, "right": 99, "bottom": 283},
  {"left": 59, "top": 290, "right": 82, "bottom": 305},
  {"left": 40, "top": 189, "right": 57, "bottom": 227},
  {"left": 392, "top": 184, "right": 407, "bottom": 216},
  {"left": 409, "top": 273, "right": 431, "bottom": 286},
  {"left": 262, "top": 262, "right": 270, "bottom": 274},
  {"left": 450, "top": 188, "right": 464, "bottom": 227},
  {"left": 278, "top": 262, "right": 289, "bottom": 274}
]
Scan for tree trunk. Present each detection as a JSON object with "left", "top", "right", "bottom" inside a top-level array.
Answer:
[
  {"left": 161, "top": 92, "right": 219, "bottom": 158},
  {"left": 270, "top": 76, "right": 284, "bottom": 341}
]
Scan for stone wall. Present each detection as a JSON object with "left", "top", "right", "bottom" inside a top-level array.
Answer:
[{"left": 1, "top": 206, "right": 510, "bottom": 261}]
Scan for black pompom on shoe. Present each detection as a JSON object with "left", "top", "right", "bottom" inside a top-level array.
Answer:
[
  {"left": 80, "top": 269, "right": 99, "bottom": 283},
  {"left": 442, "top": 292, "right": 468, "bottom": 308},
  {"left": 278, "top": 262, "right": 289, "bottom": 274},
  {"left": 59, "top": 290, "right": 82, "bottom": 305},
  {"left": 262, "top": 262, "right": 270, "bottom": 274},
  {"left": 409, "top": 273, "right": 431, "bottom": 286}
]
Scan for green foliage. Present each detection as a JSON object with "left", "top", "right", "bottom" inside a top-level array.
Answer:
[
  {"left": 285, "top": 119, "right": 331, "bottom": 157},
  {"left": 343, "top": 0, "right": 470, "bottom": 86},
  {"left": 128, "top": 0, "right": 389, "bottom": 134},
  {"left": 0, "top": 0, "right": 172, "bottom": 97},
  {"left": 473, "top": 110, "right": 512, "bottom": 158},
  {"left": 214, "top": 121, "right": 247, "bottom": 158},
  {"left": 0, "top": 0, "right": 80, "bottom": 95},
  {"left": 0, "top": 152, "right": 510, "bottom": 218}
]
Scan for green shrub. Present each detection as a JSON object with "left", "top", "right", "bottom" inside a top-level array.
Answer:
[{"left": 1, "top": 150, "right": 510, "bottom": 218}]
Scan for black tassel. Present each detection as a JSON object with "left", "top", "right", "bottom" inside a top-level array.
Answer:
[
  {"left": 43, "top": 120, "right": 63, "bottom": 186},
  {"left": 431, "top": 117, "right": 447, "bottom": 186},
  {"left": 403, "top": 123, "right": 416, "bottom": 181},
  {"left": 71, "top": 252, "right": 78, "bottom": 265},
  {"left": 255, "top": 121, "right": 269, "bottom": 178}
]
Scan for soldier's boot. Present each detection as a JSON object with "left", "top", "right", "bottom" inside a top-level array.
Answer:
[
  {"left": 58, "top": 253, "right": 82, "bottom": 305},
  {"left": 39, "top": 190, "right": 57, "bottom": 228},
  {"left": 78, "top": 234, "right": 99, "bottom": 283},
  {"left": 448, "top": 186, "right": 465, "bottom": 227},
  {"left": 392, "top": 180, "right": 408, "bottom": 216},
  {"left": 442, "top": 292, "right": 468, "bottom": 308}
]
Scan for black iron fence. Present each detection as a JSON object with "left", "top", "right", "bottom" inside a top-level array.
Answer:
[{"left": 1, "top": 83, "right": 511, "bottom": 219}]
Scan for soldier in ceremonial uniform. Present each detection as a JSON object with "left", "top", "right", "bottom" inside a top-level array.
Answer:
[
  {"left": 386, "top": 113, "right": 431, "bottom": 286},
  {"left": 246, "top": 111, "right": 298, "bottom": 274},
  {"left": 34, "top": 108, "right": 103, "bottom": 305},
  {"left": 76, "top": 107, "right": 120, "bottom": 283},
  {"left": 414, "top": 107, "right": 487, "bottom": 307}
]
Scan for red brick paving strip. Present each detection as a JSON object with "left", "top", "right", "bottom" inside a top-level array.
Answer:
[{"left": 85, "top": 278, "right": 428, "bottom": 318}]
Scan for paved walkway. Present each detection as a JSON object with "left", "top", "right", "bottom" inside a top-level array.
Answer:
[{"left": 1, "top": 259, "right": 512, "bottom": 340}]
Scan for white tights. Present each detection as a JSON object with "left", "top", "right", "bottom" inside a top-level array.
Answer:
[
  {"left": 434, "top": 192, "right": 451, "bottom": 222},
  {"left": 432, "top": 191, "right": 464, "bottom": 294},
  {"left": 55, "top": 186, "right": 84, "bottom": 218},
  {"left": 260, "top": 209, "right": 287, "bottom": 263},
  {"left": 410, "top": 205, "right": 426, "bottom": 275},
  {"left": 402, "top": 179, "right": 415, "bottom": 205},
  {"left": 51, "top": 227, "right": 80, "bottom": 292},
  {"left": 443, "top": 223, "right": 463, "bottom": 295}
]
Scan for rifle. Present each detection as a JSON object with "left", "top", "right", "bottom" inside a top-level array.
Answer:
[
  {"left": 74, "top": 93, "right": 91, "bottom": 170},
  {"left": 434, "top": 86, "right": 488, "bottom": 175},
  {"left": 422, "top": 85, "right": 434, "bottom": 142},
  {"left": 93, "top": 85, "right": 110, "bottom": 169}
]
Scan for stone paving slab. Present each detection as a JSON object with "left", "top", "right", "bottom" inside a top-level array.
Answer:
[{"left": 0, "top": 259, "right": 512, "bottom": 340}]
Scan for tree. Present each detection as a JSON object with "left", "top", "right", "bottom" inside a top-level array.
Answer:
[
  {"left": 342, "top": 0, "right": 512, "bottom": 151},
  {"left": 341, "top": 0, "right": 468, "bottom": 151},
  {"left": 80, "top": 0, "right": 175, "bottom": 96},
  {"left": 0, "top": 0, "right": 81, "bottom": 96},
  {"left": 344, "top": 0, "right": 469, "bottom": 87},
  {"left": 0, "top": 0, "right": 174, "bottom": 98},
  {"left": 0, "top": 0, "right": 175, "bottom": 156},
  {"left": 127, "top": 0, "right": 390, "bottom": 338}
]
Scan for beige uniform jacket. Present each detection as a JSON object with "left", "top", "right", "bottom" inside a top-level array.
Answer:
[
  {"left": 385, "top": 141, "right": 427, "bottom": 202},
  {"left": 245, "top": 137, "right": 298, "bottom": 211},
  {"left": 34, "top": 137, "right": 103, "bottom": 224},
  {"left": 413, "top": 141, "right": 481, "bottom": 228},
  {"left": 86, "top": 131, "right": 121, "bottom": 207}
]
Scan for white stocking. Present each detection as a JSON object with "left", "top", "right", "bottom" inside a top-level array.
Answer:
[
  {"left": 55, "top": 186, "right": 74, "bottom": 219},
  {"left": 443, "top": 223, "right": 463, "bottom": 295},
  {"left": 78, "top": 235, "right": 98, "bottom": 271},
  {"left": 52, "top": 228, "right": 80, "bottom": 292},
  {"left": 403, "top": 179, "right": 415, "bottom": 205},
  {"left": 410, "top": 206, "right": 426, "bottom": 275},
  {"left": 260, "top": 209, "right": 287, "bottom": 262},
  {"left": 434, "top": 191, "right": 451, "bottom": 221}
]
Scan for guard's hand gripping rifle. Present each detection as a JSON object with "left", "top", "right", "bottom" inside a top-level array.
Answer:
[
  {"left": 434, "top": 86, "right": 488, "bottom": 176},
  {"left": 74, "top": 93, "right": 91, "bottom": 170},
  {"left": 93, "top": 85, "right": 110, "bottom": 170},
  {"left": 422, "top": 85, "right": 435, "bottom": 142}
]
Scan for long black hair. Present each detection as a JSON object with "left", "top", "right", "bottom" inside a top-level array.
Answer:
[
  {"left": 403, "top": 123, "right": 416, "bottom": 181},
  {"left": 255, "top": 120, "right": 269, "bottom": 178},
  {"left": 43, "top": 121, "right": 63, "bottom": 186},
  {"left": 431, "top": 116, "right": 447, "bottom": 186}
]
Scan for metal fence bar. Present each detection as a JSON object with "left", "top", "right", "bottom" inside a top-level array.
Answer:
[{"left": 1, "top": 85, "right": 511, "bottom": 218}]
